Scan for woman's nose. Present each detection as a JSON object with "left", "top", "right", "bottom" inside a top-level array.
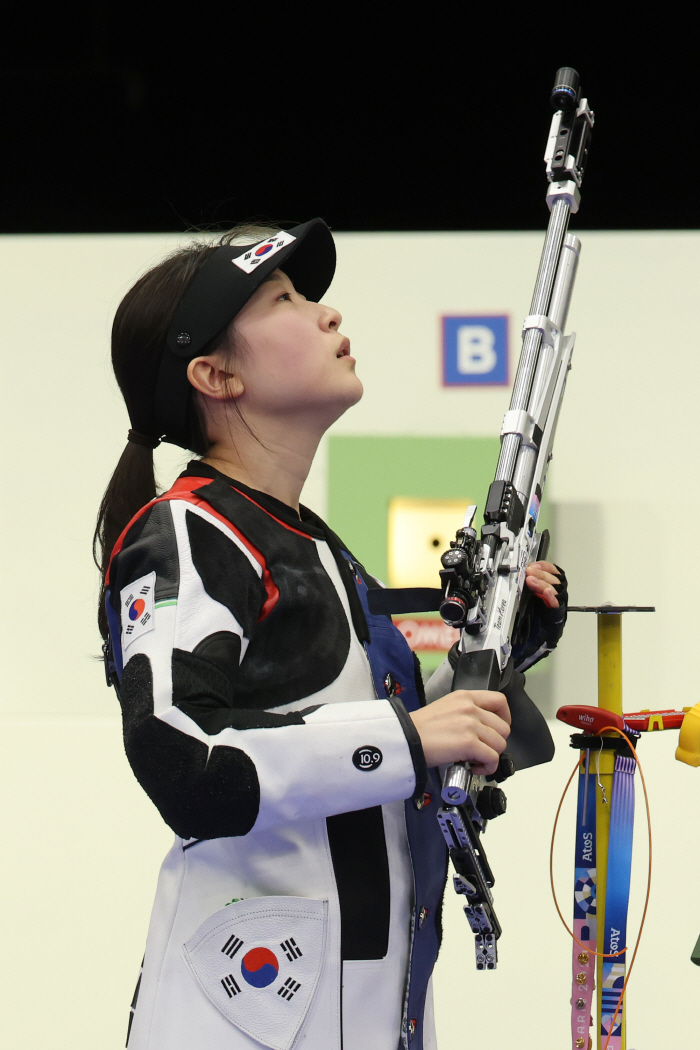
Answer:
[{"left": 320, "top": 304, "right": 342, "bottom": 330}]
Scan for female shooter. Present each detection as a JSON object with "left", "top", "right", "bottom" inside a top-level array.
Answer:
[{"left": 95, "top": 220, "right": 564, "bottom": 1050}]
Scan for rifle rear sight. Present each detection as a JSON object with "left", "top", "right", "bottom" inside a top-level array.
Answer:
[
  {"left": 439, "top": 525, "right": 486, "bottom": 631},
  {"left": 438, "top": 480, "right": 525, "bottom": 631}
]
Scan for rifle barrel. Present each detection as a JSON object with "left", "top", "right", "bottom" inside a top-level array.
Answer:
[{"left": 495, "top": 198, "right": 571, "bottom": 483}]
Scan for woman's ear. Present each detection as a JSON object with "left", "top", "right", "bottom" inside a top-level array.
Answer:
[{"left": 187, "top": 356, "right": 244, "bottom": 401}]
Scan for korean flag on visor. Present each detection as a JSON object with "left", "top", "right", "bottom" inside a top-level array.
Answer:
[{"left": 232, "top": 231, "right": 297, "bottom": 275}]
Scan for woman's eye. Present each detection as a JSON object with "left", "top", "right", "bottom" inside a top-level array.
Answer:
[{"left": 279, "top": 291, "right": 292, "bottom": 301}]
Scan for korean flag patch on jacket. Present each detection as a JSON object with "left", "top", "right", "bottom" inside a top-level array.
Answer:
[
  {"left": 120, "top": 571, "right": 156, "bottom": 652},
  {"left": 182, "top": 896, "right": 327, "bottom": 1050}
]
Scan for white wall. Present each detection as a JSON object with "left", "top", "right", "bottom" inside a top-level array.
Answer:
[{"left": 1, "top": 231, "right": 699, "bottom": 1047}]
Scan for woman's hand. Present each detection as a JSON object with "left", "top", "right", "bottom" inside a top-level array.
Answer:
[
  {"left": 409, "top": 690, "right": 511, "bottom": 774},
  {"left": 525, "top": 560, "right": 562, "bottom": 609}
]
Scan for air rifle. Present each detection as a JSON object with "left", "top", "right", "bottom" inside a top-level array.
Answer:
[
  {"left": 371, "top": 67, "right": 594, "bottom": 968},
  {"left": 435, "top": 67, "right": 594, "bottom": 969}
]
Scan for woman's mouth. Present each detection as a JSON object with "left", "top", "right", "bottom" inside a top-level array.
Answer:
[{"left": 336, "top": 339, "right": 351, "bottom": 358}]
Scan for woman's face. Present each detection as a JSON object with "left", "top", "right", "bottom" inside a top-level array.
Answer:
[{"left": 229, "top": 268, "right": 363, "bottom": 423}]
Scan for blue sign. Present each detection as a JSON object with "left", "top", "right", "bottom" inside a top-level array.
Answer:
[{"left": 442, "top": 315, "right": 509, "bottom": 386}]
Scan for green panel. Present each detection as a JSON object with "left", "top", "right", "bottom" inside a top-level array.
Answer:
[{"left": 327, "top": 436, "right": 500, "bottom": 584}]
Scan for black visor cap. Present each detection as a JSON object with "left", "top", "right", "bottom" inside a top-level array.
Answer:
[
  {"left": 155, "top": 218, "right": 336, "bottom": 448},
  {"left": 165, "top": 218, "right": 336, "bottom": 358}
]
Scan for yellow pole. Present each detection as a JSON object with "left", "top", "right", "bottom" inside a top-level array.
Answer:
[{"left": 596, "top": 612, "right": 625, "bottom": 1050}]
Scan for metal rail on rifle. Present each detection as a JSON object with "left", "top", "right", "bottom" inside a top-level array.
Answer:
[
  {"left": 438, "top": 754, "right": 512, "bottom": 969},
  {"left": 436, "top": 67, "right": 594, "bottom": 969}
]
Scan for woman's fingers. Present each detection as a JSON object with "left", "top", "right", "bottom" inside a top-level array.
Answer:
[
  {"left": 528, "top": 569, "right": 560, "bottom": 586},
  {"left": 525, "top": 562, "right": 561, "bottom": 608},
  {"left": 470, "top": 721, "right": 510, "bottom": 756},
  {"left": 461, "top": 740, "right": 503, "bottom": 776},
  {"left": 527, "top": 561, "right": 561, "bottom": 585},
  {"left": 529, "top": 560, "right": 559, "bottom": 575},
  {"left": 525, "top": 575, "right": 559, "bottom": 608},
  {"left": 469, "top": 754, "right": 503, "bottom": 776},
  {"left": 466, "top": 688, "right": 512, "bottom": 726},
  {"left": 408, "top": 689, "right": 512, "bottom": 769},
  {"left": 464, "top": 705, "right": 511, "bottom": 742}
]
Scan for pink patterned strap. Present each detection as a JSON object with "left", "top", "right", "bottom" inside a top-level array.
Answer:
[{"left": 571, "top": 920, "right": 595, "bottom": 1050}]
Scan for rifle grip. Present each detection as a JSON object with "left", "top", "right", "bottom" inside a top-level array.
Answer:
[
  {"left": 452, "top": 649, "right": 501, "bottom": 691},
  {"left": 452, "top": 649, "right": 555, "bottom": 772}
]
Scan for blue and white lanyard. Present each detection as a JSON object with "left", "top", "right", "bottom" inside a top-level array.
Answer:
[
  {"left": 600, "top": 754, "right": 636, "bottom": 1049},
  {"left": 571, "top": 749, "right": 635, "bottom": 1050}
]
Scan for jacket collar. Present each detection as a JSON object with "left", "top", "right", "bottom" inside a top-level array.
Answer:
[{"left": 179, "top": 461, "right": 326, "bottom": 540}]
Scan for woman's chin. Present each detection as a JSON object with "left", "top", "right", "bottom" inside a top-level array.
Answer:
[
  {"left": 309, "top": 378, "right": 364, "bottom": 428},
  {"left": 346, "top": 375, "right": 364, "bottom": 406},
  {"left": 324, "top": 374, "right": 363, "bottom": 411}
]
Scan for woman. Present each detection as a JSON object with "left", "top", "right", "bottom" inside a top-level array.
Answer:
[{"left": 95, "top": 218, "right": 565, "bottom": 1050}]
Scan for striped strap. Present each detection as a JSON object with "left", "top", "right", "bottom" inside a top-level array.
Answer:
[
  {"left": 600, "top": 755, "right": 636, "bottom": 1050},
  {"left": 571, "top": 756, "right": 597, "bottom": 1050}
]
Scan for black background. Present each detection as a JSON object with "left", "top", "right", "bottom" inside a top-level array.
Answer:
[{"left": 1, "top": 7, "right": 690, "bottom": 234}]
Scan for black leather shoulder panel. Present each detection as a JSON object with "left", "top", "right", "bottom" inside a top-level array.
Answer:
[
  {"left": 190, "top": 479, "right": 352, "bottom": 709},
  {"left": 111, "top": 501, "right": 179, "bottom": 610},
  {"left": 121, "top": 651, "right": 261, "bottom": 839},
  {"left": 185, "top": 509, "right": 266, "bottom": 637}
]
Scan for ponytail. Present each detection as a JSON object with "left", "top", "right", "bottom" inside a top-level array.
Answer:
[{"left": 93, "top": 439, "right": 158, "bottom": 639}]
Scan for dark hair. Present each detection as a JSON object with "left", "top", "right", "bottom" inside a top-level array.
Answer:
[{"left": 93, "top": 224, "right": 280, "bottom": 639}]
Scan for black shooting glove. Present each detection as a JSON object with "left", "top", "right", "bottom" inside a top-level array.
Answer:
[
  {"left": 444, "top": 565, "right": 568, "bottom": 678},
  {"left": 510, "top": 564, "right": 568, "bottom": 672}
]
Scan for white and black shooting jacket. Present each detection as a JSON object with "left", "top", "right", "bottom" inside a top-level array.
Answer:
[{"left": 105, "top": 462, "right": 448, "bottom": 1050}]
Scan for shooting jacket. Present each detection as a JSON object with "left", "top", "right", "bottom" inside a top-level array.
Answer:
[{"left": 106, "top": 462, "right": 447, "bottom": 1050}]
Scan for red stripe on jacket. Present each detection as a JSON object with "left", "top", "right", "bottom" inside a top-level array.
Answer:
[{"left": 105, "top": 476, "right": 314, "bottom": 622}]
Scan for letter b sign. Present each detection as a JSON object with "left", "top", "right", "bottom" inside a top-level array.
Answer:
[
  {"left": 457, "top": 325, "right": 497, "bottom": 374},
  {"left": 442, "top": 315, "right": 508, "bottom": 386}
]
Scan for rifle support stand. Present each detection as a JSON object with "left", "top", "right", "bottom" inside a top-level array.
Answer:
[
  {"left": 596, "top": 611, "right": 625, "bottom": 1050},
  {"left": 566, "top": 604, "right": 654, "bottom": 1050}
]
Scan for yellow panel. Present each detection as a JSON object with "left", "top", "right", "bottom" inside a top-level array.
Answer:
[{"left": 388, "top": 497, "right": 472, "bottom": 588}]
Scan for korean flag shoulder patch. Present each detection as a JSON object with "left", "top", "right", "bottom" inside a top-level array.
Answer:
[{"left": 120, "top": 571, "right": 156, "bottom": 652}]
